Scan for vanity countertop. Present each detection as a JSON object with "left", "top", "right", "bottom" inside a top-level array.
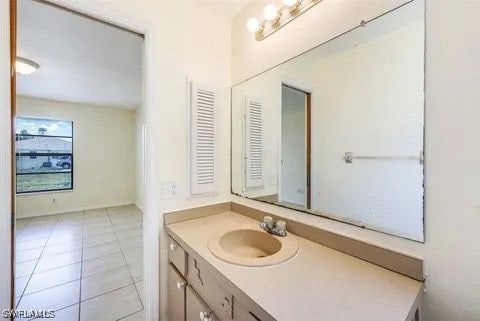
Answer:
[{"left": 166, "top": 211, "right": 423, "bottom": 321}]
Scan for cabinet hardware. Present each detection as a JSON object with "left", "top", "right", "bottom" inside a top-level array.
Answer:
[
  {"left": 220, "top": 296, "right": 233, "bottom": 318},
  {"left": 200, "top": 311, "right": 212, "bottom": 321},
  {"left": 176, "top": 281, "right": 185, "bottom": 290},
  {"left": 170, "top": 242, "right": 177, "bottom": 251}
]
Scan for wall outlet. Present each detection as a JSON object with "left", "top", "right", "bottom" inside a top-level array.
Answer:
[{"left": 162, "top": 181, "right": 179, "bottom": 199}]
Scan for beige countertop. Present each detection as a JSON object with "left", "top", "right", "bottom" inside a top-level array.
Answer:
[{"left": 167, "top": 211, "right": 423, "bottom": 321}]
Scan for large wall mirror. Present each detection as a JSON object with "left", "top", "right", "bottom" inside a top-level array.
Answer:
[{"left": 231, "top": 1, "right": 425, "bottom": 242}]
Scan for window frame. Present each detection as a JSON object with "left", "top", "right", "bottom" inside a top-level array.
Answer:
[{"left": 15, "top": 117, "right": 74, "bottom": 194}]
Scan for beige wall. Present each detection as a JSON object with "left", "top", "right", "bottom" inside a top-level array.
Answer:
[
  {"left": 16, "top": 96, "right": 136, "bottom": 218},
  {"left": 231, "top": 0, "right": 480, "bottom": 320}
]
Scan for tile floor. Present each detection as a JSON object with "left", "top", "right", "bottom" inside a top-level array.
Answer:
[{"left": 15, "top": 205, "right": 144, "bottom": 321}]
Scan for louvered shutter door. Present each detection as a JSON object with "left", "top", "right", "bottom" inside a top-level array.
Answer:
[
  {"left": 191, "top": 83, "right": 216, "bottom": 195},
  {"left": 245, "top": 96, "right": 264, "bottom": 189}
]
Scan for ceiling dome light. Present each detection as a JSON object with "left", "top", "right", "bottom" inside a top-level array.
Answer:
[
  {"left": 16, "top": 57, "right": 40, "bottom": 75},
  {"left": 246, "top": 17, "right": 260, "bottom": 33},
  {"left": 263, "top": 4, "right": 278, "bottom": 21},
  {"left": 284, "top": 0, "right": 300, "bottom": 6}
]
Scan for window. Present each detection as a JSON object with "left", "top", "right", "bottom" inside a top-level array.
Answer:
[{"left": 16, "top": 117, "right": 73, "bottom": 194}]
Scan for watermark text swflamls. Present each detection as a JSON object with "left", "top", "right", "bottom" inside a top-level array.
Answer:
[{"left": 2, "top": 309, "right": 55, "bottom": 319}]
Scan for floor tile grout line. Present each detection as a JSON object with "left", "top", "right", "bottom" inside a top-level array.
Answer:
[
  {"left": 21, "top": 231, "right": 135, "bottom": 267},
  {"left": 22, "top": 278, "right": 81, "bottom": 301},
  {"left": 30, "top": 302, "right": 79, "bottom": 321},
  {"left": 26, "top": 249, "right": 132, "bottom": 279},
  {"left": 15, "top": 253, "right": 43, "bottom": 265},
  {"left": 15, "top": 206, "right": 142, "bottom": 319},
  {"left": 16, "top": 215, "right": 61, "bottom": 308},
  {"left": 41, "top": 223, "right": 142, "bottom": 249},
  {"left": 28, "top": 257, "right": 82, "bottom": 276},
  {"left": 81, "top": 281, "right": 136, "bottom": 304},
  {"left": 16, "top": 232, "right": 141, "bottom": 273},
  {"left": 16, "top": 222, "right": 141, "bottom": 253},
  {"left": 83, "top": 262, "right": 142, "bottom": 281},
  {"left": 16, "top": 217, "right": 59, "bottom": 298},
  {"left": 21, "top": 263, "right": 138, "bottom": 298},
  {"left": 116, "top": 308, "right": 144, "bottom": 321},
  {"left": 106, "top": 207, "right": 145, "bottom": 311},
  {"left": 16, "top": 235, "right": 53, "bottom": 245}
]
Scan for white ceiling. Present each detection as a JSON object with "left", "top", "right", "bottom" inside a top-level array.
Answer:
[
  {"left": 199, "top": 0, "right": 253, "bottom": 18},
  {"left": 17, "top": 0, "right": 143, "bottom": 109}
]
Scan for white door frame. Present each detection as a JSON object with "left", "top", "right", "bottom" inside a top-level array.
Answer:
[
  {"left": 8, "top": 1, "right": 160, "bottom": 320},
  {"left": 279, "top": 76, "right": 314, "bottom": 207},
  {"left": 279, "top": 84, "right": 307, "bottom": 207}
]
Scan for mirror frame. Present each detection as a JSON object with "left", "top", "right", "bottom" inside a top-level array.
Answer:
[{"left": 229, "top": 0, "right": 426, "bottom": 243}]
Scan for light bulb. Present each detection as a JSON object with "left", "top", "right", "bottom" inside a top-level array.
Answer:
[
  {"left": 263, "top": 4, "right": 278, "bottom": 21},
  {"left": 246, "top": 17, "right": 260, "bottom": 33},
  {"left": 284, "top": 0, "right": 300, "bottom": 6},
  {"left": 16, "top": 57, "right": 40, "bottom": 75}
]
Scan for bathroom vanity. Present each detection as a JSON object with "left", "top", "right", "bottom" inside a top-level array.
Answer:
[
  {"left": 165, "top": 203, "right": 423, "bottom": 321},
  {"left": 168, "top": 1, "right": 426, "bottom": 320}
]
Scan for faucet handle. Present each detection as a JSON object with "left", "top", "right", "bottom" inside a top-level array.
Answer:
[
  {"left": 263, "top": 216, "right": 274, "bottom": 229},
  {"left": 275, "top": 220, "right": 286, "bottom": 231},
  {"left": 273, "top": 220, "right": 287, "bottom": 236},
  {"left": 275, "top": 220, "right": 286, "bottom": 230}
]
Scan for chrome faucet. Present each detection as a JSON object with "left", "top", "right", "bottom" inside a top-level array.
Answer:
[{"left": 260, "top": 216, "right": 287, "bottom": 237}]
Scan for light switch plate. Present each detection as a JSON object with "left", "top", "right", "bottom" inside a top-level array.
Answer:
[{"left": 162, "top": 181, "right": 179, "bottom": 199}]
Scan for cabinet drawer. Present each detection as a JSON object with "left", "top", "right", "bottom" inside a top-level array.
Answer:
[
  {"left": 187, "top": 255, "right": 234, "bottom": 321},
  {"left": 186, "top": 286, "right": 219, "bottom": 321},
  {"left": 168, "top": 236, "right": 187, "bottom": 276},
  {"left": 168, "top": 263, "right": 186, "bottom": 321}
]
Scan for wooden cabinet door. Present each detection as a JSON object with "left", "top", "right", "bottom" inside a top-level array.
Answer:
[
  {"left": 187, "top": 256, "right": 233, "bottom": 320},
  {"left": 168, "top": 263, "right": 186, "bottom": 321},
  {"left": 186, "top": 286, "right": 218, "bottom": 321}
]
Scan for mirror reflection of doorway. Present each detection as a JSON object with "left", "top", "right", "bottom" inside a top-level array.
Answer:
[{"left": 279, "top": 85, "right": 311, "bottom": 209}]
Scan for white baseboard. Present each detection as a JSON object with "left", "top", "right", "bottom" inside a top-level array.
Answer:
[{"left": 16, "top": 201, "right": 136, "bottom": 219}]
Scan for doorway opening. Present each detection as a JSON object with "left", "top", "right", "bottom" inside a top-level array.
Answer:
[
  {"left": 12, "top": 1, "right": 146, "bottom": 320},
  {"left": 279, "top": 84, "right": 311, "bottom": 209}
]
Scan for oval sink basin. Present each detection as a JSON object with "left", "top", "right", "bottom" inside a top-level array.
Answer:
[{"left": 208, "top": 228, "right": 299, "bottom": 267}]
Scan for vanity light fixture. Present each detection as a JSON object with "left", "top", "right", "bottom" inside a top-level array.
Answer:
[
  {"left": 263, "top": 4, "right": 279, "bottom": 21},
  {"left": 284, "top": 0, "right": 301, "bottom": 7},
  {"left": 16, "top": 57, "right": 40, "bottom": 75},
  {"left": 246, "top": 17, "right": 261, "bottom": 33},
  {"left": 246, "top": 0, "right": 323, "bottom": 41}
]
